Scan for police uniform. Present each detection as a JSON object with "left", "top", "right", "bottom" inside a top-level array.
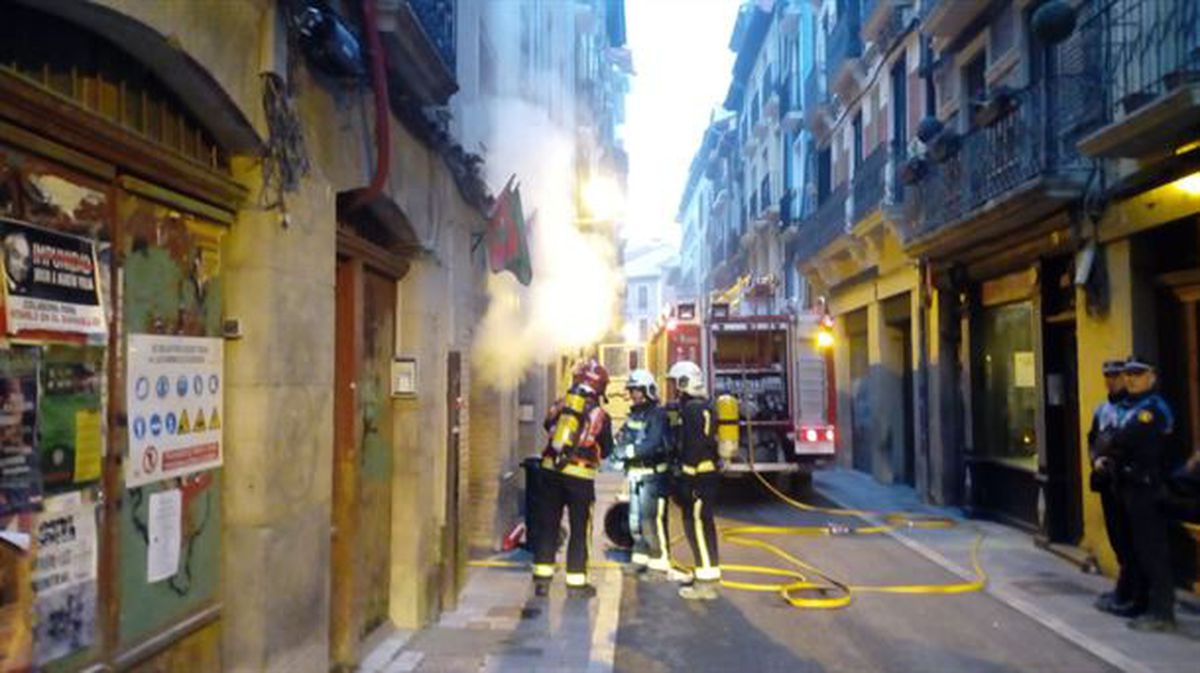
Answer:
[
  {"left": 532, "top": 383, "right": 613, "bottom": 597},
  {"left": 617, "top": 399, "right": 671, "bottom": 573},
  {"left": 1110, "top": 357, "right": 1176, "bottom": 629},
  {"left": 676, "top": 394, "right": 721, "bottom": 594},
  {"left": 1088, "top": 360, "right": 1137, "bottom": 614}
]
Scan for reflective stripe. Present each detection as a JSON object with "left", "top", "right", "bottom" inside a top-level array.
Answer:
[
  {"left": 693, "top": 497, "right": 712, "bottom": 570},
  {"left": 653, "top": 497, "right": 669, "bottom": 567},
  {"left": 647, "top": 557, "right": 671, "bottom": 572},
  {"left": 631, "top": 552, "right": 650, "bottom": 566},
  {"left": 561, "top": 463, "right": 597, "bottom": 480},
  {"left": 627, "top": 466, "right": 656, "bottom": 477},
  {"left": 703, "top": 409, "right": 712, "bottom": 437},
  {"left": 656, "top": 463, "right": 669, "bottom": 473},
  {"left": 532, "top": 563, "right": 555, "bottom": 579},
  {"left": 694, "top": 566, "right": 722, "bottom": 582},
  {"left": 625, "top": 420, "right": 646, "bottom": 430},
  {"left": 682, "top": 460, "right": 717, "bottom": 475},
  {"left": 566, "top": 572, "right": 588, "bottom": 587}
]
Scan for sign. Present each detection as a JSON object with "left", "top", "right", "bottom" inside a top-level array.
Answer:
[
  {"left": 0, "top": 348, "right": 41, "bottom": 516},
  {"left": 146, "top": 489, "right": 181, "bottom": 583},
  {"left": 31, "top": 495, "right": 97, "bottom": 665},
  {"left": 126, "top": 335, "right": 223, "bottom": 487},
  {"left": 1014, "top": 351, "right": 1036, "bottom": 388},
  {"left": 0, "top": 218, "right": 105, "bottom": 337},
  {"left": 39, "top": 347, "right": 104, "bottom": 490}
]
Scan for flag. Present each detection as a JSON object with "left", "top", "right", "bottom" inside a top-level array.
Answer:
[{"left": 487, "top": 176, "right": 533, "bottom": 286}]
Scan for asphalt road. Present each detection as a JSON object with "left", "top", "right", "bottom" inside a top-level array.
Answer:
[{"left": 613, "top": 478, "right": 1120, "bottom": 673}]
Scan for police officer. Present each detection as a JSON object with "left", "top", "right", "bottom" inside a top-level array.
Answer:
[
  {"left": 616, "top": 369, "right": 672, "bottom": 578},
  {"left": 1088, "top": 359, "right": 1139, "bottom": 616},
  {"left": 532, "top": 359, "right": 613, "bottom": 599},
  {"left": 666, "top": 360, "right": 721, "bottom": 601},
  {"left": 1110, "top": 356, "right": 1176, "bottom": 631}
]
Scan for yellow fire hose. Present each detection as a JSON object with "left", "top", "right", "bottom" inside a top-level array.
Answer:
[{"left": 468, "top": 445, "right": 988, "bottom": 609}]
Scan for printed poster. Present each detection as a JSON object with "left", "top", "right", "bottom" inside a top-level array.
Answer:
[
  {"left": 125, "top": 335, "right": 223, "bottom": 488},
  {"left": 39, "top": 347, "right": 104, "bottom": 491},
  {"left": 0, "top": 218, "right": 105, "bottom": 337},
  {"left": 1013, "top": 351, "right": 1036, "bottom": 388},
  {"left": 147, "top": 489, "right": 181, "bottom": 583},
  {"left": 0, "top": 349, "right": 40, "bottom": 517},
  {"left": 31, "top": 495, "right": 97, "bottom": 665}
]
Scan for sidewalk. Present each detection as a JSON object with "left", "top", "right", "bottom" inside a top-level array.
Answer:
[
  {"left": 816, "top": 468, "right": 1200, "bottom": 673},
  {"left": 359, "top": 475, "right": 626, "bottom": 673}
]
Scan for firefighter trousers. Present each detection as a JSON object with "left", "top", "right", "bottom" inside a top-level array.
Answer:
[
  {"left": 629, "top": 472, "right": 671, "bottom": 570},
  {"left": 678, "top": 472, "right": 720, "bottom": 582},
  {"left": 532, "top": 467, "right": 595, "bottom": 587}
]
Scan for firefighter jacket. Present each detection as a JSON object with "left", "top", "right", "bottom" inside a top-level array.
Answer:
[
  {"left": 542, "top": 386, "right": 613, "bottom": 477},
  {"left": 616, "top": 401, "right": 669, "bottom": 468},
  {"left": 1110, "top": 391, "right": 1175, "bottom": 483},
  {"left": 677, "top": 395, "right": 719, "bottom": 475}
]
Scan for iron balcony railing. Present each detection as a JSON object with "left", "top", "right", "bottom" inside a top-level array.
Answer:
[
  {"left": 852, "top": 145, "right": 888, "bottom": 223},
  {"left": 1076, "top": 0, "right": 1200, "bottom": 124},
  {"left": 906, "top": 86, "right": 1092, "bottom": 240},
  {"left": 409, "top": 0, "right": 456, "bottom": 73},
  {"left": 825, "top": 5, "right": 863, "bottom": 73},
  {"left": 793, "top": 183, "right": 849, "bottom": 263}
]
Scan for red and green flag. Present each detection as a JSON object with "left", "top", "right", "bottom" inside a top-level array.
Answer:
[{"left": 487, "top": 176, "right": 533, "bottom": 286}]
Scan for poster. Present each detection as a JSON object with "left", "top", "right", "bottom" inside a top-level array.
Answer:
[
  {"left": 125, "top": 335, "right": 223, "bottom": 487},
  {"left": 1013, "top": 351, "right": 1036, "bottom": 388},
  {"left": 0, "top": 218, "right": 105, "bottom": 337},
  {"left": 147, "top": 489, "right": 181, "bottom": 583},
  {"left": 39, "top": 347, "right": 104, "bottom": 490},
  {"left": 0, "top": 349, "right": 40, "bottom": 517},
  {"left": 0, "top": 513, "right": 33, "bottom": 672},
  {"left": 31, "top": 495, "right": 97, "bottom": 665}
]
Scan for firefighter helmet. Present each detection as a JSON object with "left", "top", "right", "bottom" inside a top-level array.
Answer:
[
  {"left": 572, "top": 358, "right": 609, "bottom": 397},
  {"left": 625, "top": 369, "right": 658, "bottom": 402},
  {"left": 667, "top": 360, "right": 706, "bottom": 398}
]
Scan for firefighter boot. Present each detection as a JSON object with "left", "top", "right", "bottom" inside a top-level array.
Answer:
[
  {"left": 678, "top": 581, "right": 719, "bottom": 601},
  {"left": 567, "top": 584, "right": 597, "bottom": 599}
]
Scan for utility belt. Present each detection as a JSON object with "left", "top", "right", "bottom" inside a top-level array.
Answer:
[
  {"left": 681, "top": 459, "right": 718, "bottom": 476},
  {"left": 541, "top": 454, "right": 597, "bottom": 480}
]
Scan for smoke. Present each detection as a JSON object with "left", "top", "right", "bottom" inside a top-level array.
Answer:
[{"left": 471, "top": 98, "right": 623, "bottom": 391}]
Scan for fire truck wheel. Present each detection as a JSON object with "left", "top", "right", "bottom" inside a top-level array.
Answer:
[{"left": 604, "top": 501, "right": 634, "bottom": 549}]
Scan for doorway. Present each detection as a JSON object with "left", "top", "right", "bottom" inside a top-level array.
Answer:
[{"left": 332, "top": 252, "right": 399, "bottom": 667}]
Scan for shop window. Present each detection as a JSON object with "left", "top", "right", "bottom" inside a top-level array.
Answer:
[{"left": 976, "top": 301, "right": 1038, "bottom": 470}]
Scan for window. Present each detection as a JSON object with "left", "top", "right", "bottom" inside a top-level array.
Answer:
[
  {"left": 963, "top": 52, "right": 987, "bottom": 128},
  {"left": 817, "top": 147, "right": 832, "bottom": 203},
  {"left": 975, "top": 301, "right": 1038, "bottom": 470},
  {"left": 852, "top": 111, "right": 863, "bottom": 168},
  {"left": 637, "top": 285, "right": 648, "bottom": 310}
]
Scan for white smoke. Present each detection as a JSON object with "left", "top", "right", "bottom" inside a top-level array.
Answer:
[{"left": 472, "top": 98, "right": 623, "bottom": 390}]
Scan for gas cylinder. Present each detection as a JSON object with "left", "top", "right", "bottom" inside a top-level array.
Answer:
[
  {"left": 715, "top": 394, "right": 740, "bottom": 460},
  {"left": 550, "top": 390, "right": 587, "bottom": 451}
]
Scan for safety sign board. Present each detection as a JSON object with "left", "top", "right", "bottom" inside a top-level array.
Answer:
[{"left": 125, "top": 334, "right": 223, "bottom": 487}]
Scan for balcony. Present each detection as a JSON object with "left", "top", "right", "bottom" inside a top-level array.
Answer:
[
  {"left": 852, "top": 146, "right": 888, "bottom": 224},
  {"left": 902, "top": 87, "right": 1090, "bottom": 256},
  {"left": 1076, "top": 0, "right": 1200, "bottom": 159},
  {"left": 792, "top": 184, "right": 849, "bottom": 263},
  {"left": 827, "top": 9, "right": 866, "bottom": 101},
  {"left": 378, "top": 0, "right": 458, "bottom": 106},
  {"left": 921, "top": 0, "right": 989, "bottom": 45}
]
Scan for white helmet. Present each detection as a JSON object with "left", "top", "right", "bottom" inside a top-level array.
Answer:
[
  {"left": 666, "top": 360, "right": 706, "bottom": 398},
  {"left": 625, "top": 369, "right": 658, "bottom": 401}
]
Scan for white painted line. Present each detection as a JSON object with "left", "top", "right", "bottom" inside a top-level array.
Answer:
[
  {"left": 587, "top": 565, "right": 622, "bottom": 673},
  {"left": 821, "top": 487, "right": 1152, "bottom": 673}
]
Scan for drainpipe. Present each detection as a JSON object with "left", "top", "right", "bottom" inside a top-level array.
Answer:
[
  {"left": 916, "top": 259, "right": 932, "bottom": 502},
  {"left": 352, "top": 0, "right": 391, "bottom": 211}
]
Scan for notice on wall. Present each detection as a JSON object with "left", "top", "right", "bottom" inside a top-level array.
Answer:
[
  {"left": 125, "top": 335, "right": 223, "bottom": 488},
  {"left": 1013, "top": 351, "right": 1036, "bottom": 388},
  {"left": 0, "top": 349, "right": 41, "bottom": 517},
  {"left": 146, "top": 489, "right": 181, "bottom": 583},
  {"left": 39, "top": 347, "right": 104, "bottom": 491},
  {"left": 31, "top": 495, "right": 97, "bottom": 665},
  {"left": 0, "top": 218, "right": 106, "bottom": 337}
]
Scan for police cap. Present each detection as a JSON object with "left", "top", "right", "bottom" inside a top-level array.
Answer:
[
  {"left": 1101, "top": 360, "right": 1124, "bottom": 376},
  {"left": 1122, "top": 355, "right": 1155, "bottom": 374}
]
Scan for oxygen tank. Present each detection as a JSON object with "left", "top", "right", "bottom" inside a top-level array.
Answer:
[
  {"left": 716, "top": 394, "right": 740, "bottom": 460},
  {"left": 551, "top": 390, "right": 587, "bottom": 451}
]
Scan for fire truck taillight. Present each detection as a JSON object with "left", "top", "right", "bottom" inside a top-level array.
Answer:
[
  {"left": 825, "top": 428, "right": 836, "bottom": 442},
  {"left": 805, "top": 428, "right": 818, "bottom": 442}
]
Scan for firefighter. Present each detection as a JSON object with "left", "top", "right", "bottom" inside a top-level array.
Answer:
[
  {"left": 1109, "top": 356, "right": 1177, "bottom": 631},
  {"left": 616, "top": 369, "right": 672, "bottom": 578},
  {"left": 532, "top": 359, "right": 613, "bottom": 599},
  {"left": 666, "top": 360, "right": 722, "bottom": 601},
  {"left": 1089, "top": 359, "right": 1138, "bottom": 616}
]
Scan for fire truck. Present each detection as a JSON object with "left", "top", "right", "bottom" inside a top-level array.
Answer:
[{"left": 646, "top": 299, "right": 835, "bottom": 488}]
